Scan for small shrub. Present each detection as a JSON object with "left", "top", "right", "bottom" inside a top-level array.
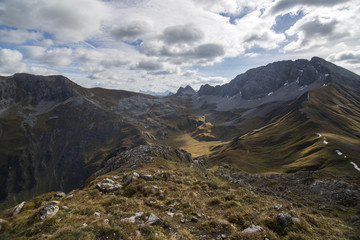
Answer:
[
  {"left": 223, "top": 201, "right": 239, "bottom": 209},
  {"left": 227, "top": 214, "right": 245, "bottom": 228},
  {"left": 207, "top": 182, "right": 218, "bottom": 190},
  {"left": 264, "top": 218, "right": 287, "bottom": 236},
  {"left": 123, "top": 185, "right": 138, "bottom": 198},
  {"left": 38, "top": 216, "right": 60, "bottom": 234},
  {"left": 224, "top": 194, "right": 236, "bottom": 201},
  {"left": 88, "top": 189, "right": 101, "bottom": 199},
  {"left": 200, "top": 219, "right": 234, "bottom": 234},
  {"left": 208, "top": 198, "right": 222, "bottom": 206},
  {"left": 52, "top": 227, "right": 85, "bottom": 240},
  {"left": 229, "top": 232, "right": 267, "bottom": 240}
]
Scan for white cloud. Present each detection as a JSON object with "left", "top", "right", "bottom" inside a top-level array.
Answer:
[
  {"left": 111, "top": 21, "right": 150, "bottom": 41},
  {"left": 0, "top": 0, "right": 359, "bottom": 92},
  {"left": 162, "top": 24, "right": 204, "bottom": 45},
  {"left": 0, "top": 0, "right": 110, "bottom": 42},
  {"left": 0, "top": 29, "right": 43, "bottom": 44},
  {"left": 327, "top": 49, "right": 360, "bottom": 73},
  {"left": 28, "top": 66, "right": 58, "bottom": 75},
  {"left": 25, "top": 46, "right": 72, "bottom": 66},
  {"left": 328, "top": 50, "right": 360, "bottom": 63},
  {"left": 270, "top": 0, "right": 351, "bottom": 14},
  {"left": 133, "top": 60, "right": 163, "bottom": 71},
  {"left": 0, "top": 48, "right": 27, "bottom": 74}
]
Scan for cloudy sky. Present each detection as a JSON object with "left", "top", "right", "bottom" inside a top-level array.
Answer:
[{"left": 0, "top": 0, "right": 359, "bottom": 92}]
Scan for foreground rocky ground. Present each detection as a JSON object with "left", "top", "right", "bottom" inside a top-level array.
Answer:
[{"left": 1, "top": 145, "right": 359, "bottom": 239}]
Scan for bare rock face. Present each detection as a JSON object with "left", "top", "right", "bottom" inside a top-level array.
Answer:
[
  {"left": 175, "top": 85, "right": 196, "bottom": 97},
  {"left": 198, "top": 57, "right": 360, "bottom": 100},
  {"left": 39, "top": 205, "right": 59, "bottom": 220},
  {"left": 0, "top": 73, "right": 149, "bottom": 209}
]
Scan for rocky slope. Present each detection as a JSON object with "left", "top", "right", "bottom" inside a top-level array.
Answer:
[
  {"left": 206, "top": 83, "right": 360, "bottom": 175},
  {"left": 195, "top": 57, "right": 360, "bottom": 109},
  {"left": 0, "top": 74, "right": 195, "bottom": 209},
  {"left": 1, "top": 145, "right": 359, "bottom": 239},
  {"left": 1, "top": 56, "right": 360, "bottom": 239}
]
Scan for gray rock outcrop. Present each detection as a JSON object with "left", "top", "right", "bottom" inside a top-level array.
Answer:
[
  {"left": 39, "top": 205, "right": 59, "bottom": 220},
  {"left": 242, "top": 224, "right": 263, "bottom": 233},
  {"left": 8, "top": 201, "right": 25, "bottom": 217},
  {"left": 96, "top": 178, "right": 122, "bottom": 193}
]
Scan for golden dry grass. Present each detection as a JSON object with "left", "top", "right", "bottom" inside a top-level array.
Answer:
[
  {"left": 1, "top": 157, "right": 358, "bottom": 240},
  {"left": 167, "top": 133, "right": 228, "bottom": 157}
]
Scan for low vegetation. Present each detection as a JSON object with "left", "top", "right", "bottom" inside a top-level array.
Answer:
[{"left": 1, "top": 154, "right": 358, "bottom": 239}]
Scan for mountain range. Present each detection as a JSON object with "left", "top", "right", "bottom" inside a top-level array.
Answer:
[{"left": 0, "top": 57, "right": 360, "bottom": 239}]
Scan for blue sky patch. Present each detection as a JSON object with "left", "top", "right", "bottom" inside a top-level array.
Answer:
[{"left": 272, "top": 11, "right": 304, "bottom": 33}]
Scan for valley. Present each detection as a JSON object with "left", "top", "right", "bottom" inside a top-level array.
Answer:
[{"left": 0, "top": 57, "right": 360, "bottom": 239}]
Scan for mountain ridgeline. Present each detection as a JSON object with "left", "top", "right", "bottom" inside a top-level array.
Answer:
[
  {"left": 0, "top": 57, "right": 360, "bottom": 211},
  {"left": 198, "top": 57, "right": 360, "bottom": 99}
]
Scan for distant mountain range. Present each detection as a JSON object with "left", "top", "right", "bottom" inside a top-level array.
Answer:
[
  {"left": 0, "top": 56, "right": 359, "bottom": 211},
  {"left": 139, "top": 89, "right": 173, "bottom": 97}
]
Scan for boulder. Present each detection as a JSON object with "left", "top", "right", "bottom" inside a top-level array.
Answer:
[
  {"left": 242, "top": 224, "right": 263, "bottom": 233},
  {"left": 39, "top": 205, "right": 59, "bottom": 220},
  {"left": 274, "top": 204, "right": 282, "bottom": 210},
  {"left": 140, "top": 174, "right": 153, "bottom": 181},
  {"left": 8, "top": 201, "right": 25, "bottom": 216},
  {"left": 94, "top": 212, "right": 101, "bottom": 218},
  {"left": 126, "top": 172, "right": 140, "bottom": 183},
  {"left": 48, "top": 201, "right": 60, "bottom": 205},
  {"left": 65, "top": 194, "right": 73, "bottom": 199},
  {"left": 291, "top": 217, "right": 301, "bottom": 224},
  {"left": 146, "top": 213, "right": 161, "bottom": 225},
  {"left": 79, "top": 223, "right": 88, "bottom": 229},
  {"left": 54, "top": 192, "right": 66, "bottom": 198},
  {"left": 122, "top": 212, "right": 144, "bottom": 223},
  {"left": 277, "top": 212, "right": 292, "bottom": 227},
  {"left": 96, "top": 178, "right": 122, "bottom": 193}
]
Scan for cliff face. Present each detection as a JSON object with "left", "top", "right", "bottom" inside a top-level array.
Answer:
[
  {"left": 0, "top": 74, "right": 149, "bottom": 208},
  {"left": 197, "top": 57, "right": 360, "bottom": 100}
]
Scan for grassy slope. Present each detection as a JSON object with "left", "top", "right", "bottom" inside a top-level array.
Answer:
[
  {"left": 166, "top": 133, "right": 228, "bottom": 157},
  {"left": 208, "top": 84, "right": 360, "bottom": 175},
  {"left": 1, "top": 156, "right": 358, "bottom": 240}
]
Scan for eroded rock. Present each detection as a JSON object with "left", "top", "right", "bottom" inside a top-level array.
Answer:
[
  {"left": 126, "top": 173, "right": 140, "bottom": 183},
  {"left": 146, "top": 213, "right": 161, "bottom": 225},
  {"left": 8, "top": 201, "right": 25, "bottom": 217},
  {"left": 242, "top": 224, "right": 263, "bottom": 233},
  {"left": 39, "top": 205, "right": 59, "bottom": 220},
  {"left": 121, "top": 212, "right": 144, "bottom": 223},
  {"left": 54, "top": 192, "right": 66, "bottom": 198},
  {"left": 96, "top": 178, "right": 122, "bottom": 193}
]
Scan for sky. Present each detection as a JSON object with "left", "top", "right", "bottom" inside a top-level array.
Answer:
[{"left": 0, "top": 0, "right": 359, "bottom": 92}]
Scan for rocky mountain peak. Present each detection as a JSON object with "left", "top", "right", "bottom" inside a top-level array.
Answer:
[
  {"left": 9, "top": 73, "right": 78, "bottom": 102},
  {"left": 175, "top": 85, "right": 196, "bottom": 97},
  {"left": 196, "top": 57, "right": 360, "bottom": 109}
]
